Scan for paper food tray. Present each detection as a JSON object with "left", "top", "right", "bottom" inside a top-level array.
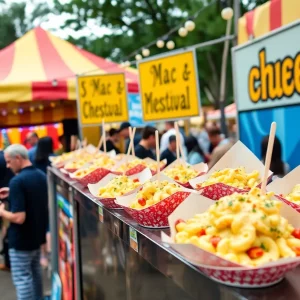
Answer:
[
  {"left": 161, "top": 192, "right": 300, "bottom": 288},
  {"left": 163, "top": 159, "right": 208, "bottom": 188},
  {"left": 189, "top": 141, "right": 273, "bottom": 200},
  {"left": 87, "top": 168, "right": 152, "bottom": 209},
  {"left": 112, "top": 155, "right": 167, "bottom": 176},
  {"left": 267, "top": 166, "right": 300, "bottom": 213},
  {"left": 115, "top": 173, "right": 194, "bottom": 228}
]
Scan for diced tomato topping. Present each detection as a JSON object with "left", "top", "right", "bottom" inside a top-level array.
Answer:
[
  {"left": 210, "top": 236, "right": 221, "bottom": 248},
  {"left": 174, "top": 175, "right": 179, "bottom": 181},
  {"left": 247, "top": 247, "right": 264, "bottom": 259},
  {"left": 175, "top": 219, "right": 186, "bottom": 228},
  {"left": 133, "top": 178, "right": 139, "bottom": 183},
  {"left": 292, "top": 229, "right": 300, "bottom": 239},
  {"left": 138, "top": 198, "right": 146, "bottom": 206},
  {"left": 196, "top": 229, "right": 206, "bottom": 237},
  {"left": 292, "top": 247, "right": 300, "bottom": 256}
]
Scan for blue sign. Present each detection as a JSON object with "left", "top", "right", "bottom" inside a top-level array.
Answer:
[
  {"left": 239, "top": 105, "right": 300, "bottom": 170},
  {"left": 51, "top": 273, "right": 62, "bottom": 300},
  {"left": 128, "top": 93, "right": 154, "bottom": 127}
]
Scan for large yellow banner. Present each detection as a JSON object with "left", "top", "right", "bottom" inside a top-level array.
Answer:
[
  {"left": 138, "top": 50, "right": 201, "bottom": 122},
  {"left": 77, "top": 73, "right": 129, "bottom": 125}
]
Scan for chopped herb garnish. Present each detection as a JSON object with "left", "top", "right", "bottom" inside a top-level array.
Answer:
[
  {"left": 215, "top": 201, "right": 219, "bottom": 206},
  {"left": 261, "top": 214, "right": 267, "bottom": 220},
  {"left": 239, "top": 197, "right": 246, "bottom": 202},
  {"left": 257, "top": 194, "right": 260, "bottom": 197},
  {"left": 265, "top": 203, "right": 272, "bottom": 208},
  {"left": 260, "top": 243, "right": 267, "bottom": 251},
  {"left": 252, "top": 208, "right": 256, "bottom": 213},
  {"left": 228, "top": 201, "right": 233, "bottom": 207}
]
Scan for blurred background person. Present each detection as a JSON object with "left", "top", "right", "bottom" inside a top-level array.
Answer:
[
  {"left": 160, "top": 121, "right": 187, "bottom": 156},
  {"left": 100, "top": 128, "right": 120, "bottom": 154},
  {"left": 55, "top": 135, "right": 66, "bottom": 156},
  {"left": 207, "top": 128, "right": 223, "bottom": 155},
  {"left": 134, "top": 126, "right": 156, "bottom": 159},
  {"left": 33, "top": 136, "right": 54, "bottom": 267},
  {"left": 34, "top": 136, "right": 55, "bottom": 174},
  {"left": 26, "top": 132, "right": 39, "bottom": 163},
  {"left": 186, "top": 135, "right": 206, "bottom": 165},
  {"left": 118, "top": 122, "right": 141, "bottom": 153},
  {"left": 261, "top": 135, "right": 289, "bottom": 178},
  {"left": 160, "top": 135, "right": 177, "bottom": 166}
]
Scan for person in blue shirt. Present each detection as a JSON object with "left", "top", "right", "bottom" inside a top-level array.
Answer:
[
  {"left": 0, "top": 144, "right": 48, "bottom": 300},
  {"left": 26, "top": 132, "right": 39, "bottom": 163}
]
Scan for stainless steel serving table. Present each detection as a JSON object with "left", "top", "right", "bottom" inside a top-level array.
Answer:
[{"left": 48, "top": 167, "right": 300, "bottom": 300}]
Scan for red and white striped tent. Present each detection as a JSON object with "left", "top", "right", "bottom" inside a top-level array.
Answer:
[{"left": 0, "top": 27, "right": 139, "bottom": 127}]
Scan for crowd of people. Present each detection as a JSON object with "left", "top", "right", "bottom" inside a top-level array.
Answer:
[{"left": 0, "top": 121, "right": 290, "bottom": 300}]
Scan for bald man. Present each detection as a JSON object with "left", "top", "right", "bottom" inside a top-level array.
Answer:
[{"left": 26, "top": 132, "right": 39, "bottom": 163}]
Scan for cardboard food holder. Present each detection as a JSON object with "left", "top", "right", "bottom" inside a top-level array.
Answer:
[
  {"left": 163, "top": 159, "right": 208, "bottom": 188},
  {"left": 161, "top": 192, "right": 300, "bottom": 288},
  {"left": 112, "top": 155, "right": 167, "bottom": 176},
  {"left": 267, "top": 166, "right": 300, "bottom": 213},
  {"left": 189, "top": 141, "right": 273, "bottom": 200},
  {"left": 69, "top": 165, "right": 111, "bottom": 187},
  {"left": 115, "top": 173, "right": 194, "bottom": 228},
  {"left": 87, "top": 168, "right": 152, "bottom": 209}
]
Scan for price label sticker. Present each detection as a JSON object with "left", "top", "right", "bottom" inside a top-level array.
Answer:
[
  {"left": 129, "top": 226, "right": 138, "bottom": 252},
  {"left": 98, "top": 206, "right": 104, "bottom": 223}
]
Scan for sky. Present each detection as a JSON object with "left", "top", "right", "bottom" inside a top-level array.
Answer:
[{"left": 4, "top": 0, "right": 112, "bottom": 39}]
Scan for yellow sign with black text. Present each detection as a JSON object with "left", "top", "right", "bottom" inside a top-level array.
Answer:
[
  {"left": 77, "top": 73, "right": 128, "bottom": 125},
  {"left": 138, "top": 50, "right": 201, "bottom": 122}
]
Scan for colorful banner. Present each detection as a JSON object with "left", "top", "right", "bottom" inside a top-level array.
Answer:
[
  {"left": 57, "top": 192, "right": 75, "bottom": 300},
  {"left": 234, "top": 22, "right": 300, "bottom": 112},
  {"left": 233, "top": 22, "right": 300, "bottom": 170},
  {"left": 0, "top": 123, "right": 63, "bottom": 149},
  {"left": 77, "top": 73, "right": 129, "bottom": 125},
  {"left": 138, "top": 50, "right": 201, "bottom": 122}
]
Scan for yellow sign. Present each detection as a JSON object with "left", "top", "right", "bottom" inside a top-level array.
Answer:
[
  {"left": 77, "top": 73, "right": 128, "bottom": 125},
  {"left": 138, "top": 50, "right": 201, "bottom": 121}
]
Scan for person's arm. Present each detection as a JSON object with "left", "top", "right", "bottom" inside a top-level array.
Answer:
[
  {"left": 0, "top": 204, "right": 25, "bottom": 224},
  {"left": 0, "top": 179, "right": 26, "bottom": 224}
]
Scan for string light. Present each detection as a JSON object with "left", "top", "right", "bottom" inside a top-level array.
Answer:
[
  {"left": 142, "top": 48, "right": 150, "bottom": 57},
  {"left": 38, "top": 105, "right": 44, "bottom": 111},
  {"left": 30, "top": 107, "right": 35, "bottom": 112},
  {"left": 18, "top": 108, "right": 24, "bottom": 114},
  {"left": 185, "top": 20, "right": 196, "bottom": 32},
  {"left": 178, "top": 27, "right": 188, "bottom": 37},
  {"left": 135, "top": 54, "right": 142, "bottom": 61},
  {"left": 124, "top": 61, "right": 131, "bottom": 67},
  {"left": 50, "top": 102, "right": 56, "bottom": 108},
  {"left": 166, "top": 41, "right": 175, "bottom": 50},
  {"left": 221, "top": 7, "right": 234, "bottom": 20},
  {"left": 156, "top": 40, "right": 165, "bottom": 48},
  {"left": 12, "top": 109, "right": 18, "bottom": 115},
  {"left": 1, "top": 110, "right": 7, "bottom": 116}
]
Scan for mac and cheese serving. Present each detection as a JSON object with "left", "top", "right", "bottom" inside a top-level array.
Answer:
[
  {"left": 164, "top": 164, "right": 198, "bottom": 184},
  {"left": 130, "top": 180, "right": 182, "bottom": 209},
  {"left": 197, "top": 167, "right": 260, "bottom": 189},
  {"left": 285, "top": 184, "right": 300, "bottom": 204},
  {"left": 175, "top": 188, "right": 300, "bottom": 267},
  {"left": 98, "top": 176, "right": 140, "bottom": 198},
  {"left": 116, "top": 159, "right": 164, "bottom": 173}
]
